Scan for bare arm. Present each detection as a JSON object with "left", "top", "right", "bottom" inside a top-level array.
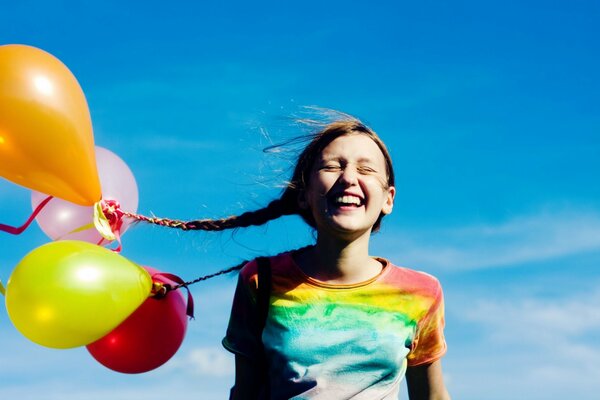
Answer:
[
  {"left": 230, "top": 354, "right": 263, "bottom": 400},
  {"left": 405, "top": 359, "right": 451, "bottom": 400}
]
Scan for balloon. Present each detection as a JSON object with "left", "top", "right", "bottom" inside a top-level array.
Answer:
[
  {"left": 87, "top": 267, "right": 188, "bottom": 373},
  {"left": 0, "top": 44, "right": 101, "bottom": 206},
  {"left": 32, "top": 146, "right": 139, "bottom": 243},
  {"left": 5, "top": 241, "right": 152, "bottom": 349}
]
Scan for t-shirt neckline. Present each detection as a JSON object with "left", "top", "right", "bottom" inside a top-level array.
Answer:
[{"left": 285, "top": 252, "right": 391, "bottom": 290}]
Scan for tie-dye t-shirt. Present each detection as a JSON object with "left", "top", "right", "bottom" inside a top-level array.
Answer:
[{"left": 223, "top": 251, "right": 447, "bottom": 400}]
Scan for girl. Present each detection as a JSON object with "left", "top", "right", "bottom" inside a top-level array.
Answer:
[{"left": 221, "top": 115, "right": 450, "bottom": 399}]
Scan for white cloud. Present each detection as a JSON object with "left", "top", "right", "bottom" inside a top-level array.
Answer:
[
  {"left": 0, "top": 331, "right": 234, "bottom": 400},
  {"left": 461, "top": 291, "right": 600, "bottom": 346},
  {"left": 379, "top": 207, "right": 600, "bottom": 270},
  {"left": 0, "top": 379, "right": 230, "bottom": 400},
  {"left": 188, "top": 347, "right": 234, "bottom": 376},
  {"left": 165, "top": 346, "right": 234, "bottom": 377},
  {"left": 446, "top": 289, "right": 600, "bottom": 399}
]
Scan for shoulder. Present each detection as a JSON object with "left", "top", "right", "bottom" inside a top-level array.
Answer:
[
  {"left": 381, "top": 260, "right": 443, "bottom": 299},
  {"left": 238, "top": 251, "right": 297, "bottom": 291}
]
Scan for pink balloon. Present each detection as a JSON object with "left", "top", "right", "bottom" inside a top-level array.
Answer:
[
  {"left": 86, "top": 266, "right": 188, "bottom": 373},
  {"left": 32, "top": 146, "right": 138, "bottom": 243}
]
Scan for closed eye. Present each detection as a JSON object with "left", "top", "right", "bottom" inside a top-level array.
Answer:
[
  {"left": 357, "top": 166, "right": 377, "bottom": 174},
  {"left": 319, "top": 164, "right": 342, "bottom": 171}
]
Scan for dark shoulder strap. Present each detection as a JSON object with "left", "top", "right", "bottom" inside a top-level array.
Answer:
[
  {"left": 255, "top": 257, "right": 271, "bottom": 399},
  {"left": 255, "top": 257, "right": 272, "bottom": 332}
]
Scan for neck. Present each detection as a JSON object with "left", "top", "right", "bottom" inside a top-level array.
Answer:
[{"left": 297, "top": 229, "right": 382, "bottom": 284}]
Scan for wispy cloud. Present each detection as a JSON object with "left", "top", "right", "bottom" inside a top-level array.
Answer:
[
  {"left": 380, "top": 207, "right": 600, "bottom": 270},
  {"left": 165, "top": 346, "right": 234, "bottom": 377},
  {"left": 0, "top": 333, "right": 234, "bottom": 400},
  {"left": 446, "top": 287, "right": 600, "bottom": 399},
  {"left": 461, "top": 290, "right": 600, "bottom": 346},
  {"left": 0, "top": 379, "right": 231, "bottom": 400}
]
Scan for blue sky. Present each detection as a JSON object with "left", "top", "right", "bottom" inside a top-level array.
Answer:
[{"left": 1, "top": 1, "right": 599, "bottom": 399}]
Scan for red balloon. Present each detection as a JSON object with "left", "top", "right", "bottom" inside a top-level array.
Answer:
[{"left": 86, "top": 267, "right": 188, "bottom": 373}]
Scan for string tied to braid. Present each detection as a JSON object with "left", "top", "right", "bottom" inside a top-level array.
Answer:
[
  {"left": 148, "top": 261, "right": 247, "bottom": 319},
  {"left": 95, "top": 198, "right": 214, "bottom": 235},
  {"left": 150, "top": 272, "right": 196, "bottom": 319},
  {"left": 94, "top": 199, "right": 127, "bottom": 252}
]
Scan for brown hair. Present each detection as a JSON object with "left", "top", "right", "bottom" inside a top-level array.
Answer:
[
  {"left": 276, "top": 118, "right": 395, "bottom": 232},
  {"left": 126, "top": 116, "right": 394, "bottom": 233}
]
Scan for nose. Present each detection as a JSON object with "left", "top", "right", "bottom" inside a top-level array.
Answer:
[{"left": 339, "top": 165, "right": 359, "bottom": 186}]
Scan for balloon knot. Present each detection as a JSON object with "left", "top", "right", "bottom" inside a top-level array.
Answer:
[
  {"left": 93, "top": 199, "right": 125, "bottom": 250},
  {"left": 101, "top": 199, "right": 125, "bottom": 227},
  {"left": 151, "top": 282, "right": 170, "bottom": 298}
]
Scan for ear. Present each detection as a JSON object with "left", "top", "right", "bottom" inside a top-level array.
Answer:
[{"left": 381, "top": 186, "right": 396, "bottom": 215}]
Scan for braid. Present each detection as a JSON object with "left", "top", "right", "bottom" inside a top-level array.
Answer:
[
  {"left": 123, "top": 194, "right": 299, "bottom": 232},
  {"left": 184, "top": 197, "right": 296, "bottom": 231},
  {"left": 171, "top": 260, "right": 247, "bottom": 290},
  {"left": 168, "top": 245, "right": 313, "bottom": 289}
]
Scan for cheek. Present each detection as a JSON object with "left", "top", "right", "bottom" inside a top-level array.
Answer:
[
  {"left": 364, "top": 176, "right": 388, "bottom": 194},
  {"left": 309, "top": 174, "right": 335, "bottom": 196},
  {"left": 373, "top": 174, "right": 390, "bottom": 189},
  {"left": 366, "top": 183, "right": 392, "bottom": 207},
  {"left": 302, "top": 186, "right": 323, "bottom": 210}
]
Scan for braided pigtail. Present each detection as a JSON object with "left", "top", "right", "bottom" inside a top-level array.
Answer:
[
  {"left": 108, "top": 188, "right": 300, "bottom": 232},
  {"left": 96, "top": 112, "right": 396, "bottom": 288},
  {"left": 165, "top": 244, "right": 313, "bottom": 294},
  {"left": 182, "top": 195, "right": 298, "bottom": 231},
  {"left": 111, "top": 192, "right": 301, "bottom": 286}
]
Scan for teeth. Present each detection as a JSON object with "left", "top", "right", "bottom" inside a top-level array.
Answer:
[{"left": 334, "top": 195, "right": 362, "bottom": 206}]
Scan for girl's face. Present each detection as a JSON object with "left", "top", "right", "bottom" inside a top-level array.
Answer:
[{"left": 301, "top": 133, "right": 395, "bottom": 239}]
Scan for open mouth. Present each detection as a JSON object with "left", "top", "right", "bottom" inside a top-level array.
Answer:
[{"left": 329, "top": 194, "right": 364, "bottom": 209}]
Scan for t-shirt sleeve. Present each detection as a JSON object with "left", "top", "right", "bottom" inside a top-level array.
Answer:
[
  {"left": 222, "top": 261, "right": 262, "bottom": 360},
  {"left": 407, "top": 279, "right": 447, "bottom": 366}
]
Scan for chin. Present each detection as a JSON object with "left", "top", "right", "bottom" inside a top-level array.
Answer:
[{"left": 320, "top": 217, "right": 373, "bottom": 237}]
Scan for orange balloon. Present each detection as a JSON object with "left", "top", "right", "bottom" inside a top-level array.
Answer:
[{"left": 0, "top": 44, "right": 101, "bottom": 206}]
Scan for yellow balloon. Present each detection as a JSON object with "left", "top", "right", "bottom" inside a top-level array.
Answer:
[
  {"left": 0, "top": 44, "right": 101, "bottom": 206},
  {"left": 5, "top": 241, "right": 152, "bottom": 349}
]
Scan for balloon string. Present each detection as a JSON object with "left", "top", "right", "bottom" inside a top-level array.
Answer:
[{"left": 0, "top": 195, "right": 53, "bottom": 234}]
